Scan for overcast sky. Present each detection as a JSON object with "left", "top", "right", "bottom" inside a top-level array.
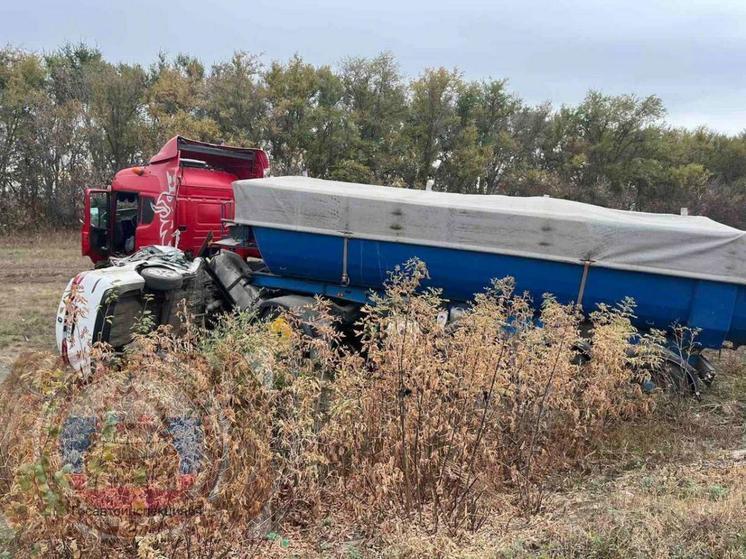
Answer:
[{"left": 2, "top": 0, "right": 745, "bottom": 134}]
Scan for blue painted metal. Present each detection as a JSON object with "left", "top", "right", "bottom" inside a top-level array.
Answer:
[
  {"left": 251, "top": 272, "right": 372, "bottom": 304},
  {"left": 251, "top": 226, "right": 746, "bottom": 349}
]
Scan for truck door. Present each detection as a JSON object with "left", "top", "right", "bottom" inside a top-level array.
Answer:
[{"left": 82, "top": 189, "right": 111, "bottom": 262}]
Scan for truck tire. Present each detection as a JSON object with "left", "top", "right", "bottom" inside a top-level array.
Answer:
[
  {"left": 140, "top": 266, "right": 184, "bottom": 291},
  {"left": 210, "top": 251, "right": 260, "bottom": 311}
]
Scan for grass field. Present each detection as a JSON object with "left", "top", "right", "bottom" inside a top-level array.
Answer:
[
  {"left": 0, "top": 230, "right": 90, "bottom": 378},
  {"left": 0, "top": 232, "right": 743, "bottom": 557}
]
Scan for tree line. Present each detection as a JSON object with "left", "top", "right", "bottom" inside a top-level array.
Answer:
[{"left": 1, "top": 43, "right": 746, "bottom": 232}]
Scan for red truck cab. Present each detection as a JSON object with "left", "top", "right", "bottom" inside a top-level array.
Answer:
[{"left": 82, "top": 136, "right": 269, "bottom": 263}]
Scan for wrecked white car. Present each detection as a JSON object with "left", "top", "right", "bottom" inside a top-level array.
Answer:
[{"left": 55, "top": 246, "right": 218, "bottom": 372}]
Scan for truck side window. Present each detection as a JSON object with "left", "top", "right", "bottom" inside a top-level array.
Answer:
[
  {"left": 90, "top": 192, "right": 109, "bottom": 229},
  {"left": 140, "top": 196, "right": 155, "bottom": 225}
]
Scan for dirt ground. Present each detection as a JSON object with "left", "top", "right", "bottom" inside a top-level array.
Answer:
[{"left": 0, "top": 230, "right": 90, "bottom": 379}]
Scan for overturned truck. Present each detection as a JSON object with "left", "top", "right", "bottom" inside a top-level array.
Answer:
[{"left": 57, "top": 176, "right": 746, "bottom": 393}]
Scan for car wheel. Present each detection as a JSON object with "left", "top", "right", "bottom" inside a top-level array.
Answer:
[{"left": 140, "top": 266, "right": 184, "bottom": 291}]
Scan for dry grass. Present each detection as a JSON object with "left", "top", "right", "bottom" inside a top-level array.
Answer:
[
  {"left": 0, "top": 229, "right": 90, "bottom": 376},
  {"left": 0, "top": 240, "right": 743, "bottom": 558},
  {"left": 373, "top": 459, "right": 745, "bottom": 558},
  {"left": 374, "top": 358, "right": 745, "bottom": 559}
]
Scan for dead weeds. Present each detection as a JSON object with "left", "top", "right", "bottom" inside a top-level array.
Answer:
[{"left": 0, "top": 259, "right": 743, "bottom": 558}]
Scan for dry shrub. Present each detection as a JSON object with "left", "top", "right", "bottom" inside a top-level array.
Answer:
[
  {"left": 0, "top": 260, "right": 664, "bottom": 556},
  {"left": 321, "top": 261, "right": 659, "bottom": 531},
  {"left": 0, "top": 304, "right": 349, "bottom": 557},
  {"left": 1, "top": 325, "right": 279, "bottom": 556}
]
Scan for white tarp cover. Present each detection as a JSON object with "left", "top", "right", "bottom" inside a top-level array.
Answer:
[{"left": 233, "top": 176, "right": 746, "bottom": 285}]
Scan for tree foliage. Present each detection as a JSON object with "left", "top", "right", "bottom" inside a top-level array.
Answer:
[{"left": 2, "top": 44, "right": 746, "bottom": 231}]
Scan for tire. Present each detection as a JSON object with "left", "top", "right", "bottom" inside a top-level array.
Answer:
[
  {"left": 210, "top": 251, "right": 259, "bottom": 310},
  {"left": 649, "top": 357, "right": 702, "bottom": 399},
  {"left": 140, "top": 266, "right": 184, "bottom": 291}
]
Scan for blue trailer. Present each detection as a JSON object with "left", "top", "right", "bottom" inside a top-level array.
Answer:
[
  {"left": 244, "top": 227, "right": 744, "bottom": 351},
  {"left": 231, "top": 176, "right": 746, "bottom": 352}
]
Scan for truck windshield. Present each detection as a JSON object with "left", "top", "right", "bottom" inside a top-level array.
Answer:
[{"left": 90, "top": 191, "right": 110, "bottom": 229}]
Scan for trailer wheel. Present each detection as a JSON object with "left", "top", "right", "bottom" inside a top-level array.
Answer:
[
  {"left": 140, "top": 266, "right": 184, "bottom": 291},
  {"left": 650, "top": 357, "right": 702, "bottom": 400}
]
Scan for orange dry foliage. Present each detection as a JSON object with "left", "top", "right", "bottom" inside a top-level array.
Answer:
[
  {"left": 320, "top": 262, "right": 659, "bottom": 531},
  {"left": 0, "top": 261, "right": 663, "bottom": 557}
]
